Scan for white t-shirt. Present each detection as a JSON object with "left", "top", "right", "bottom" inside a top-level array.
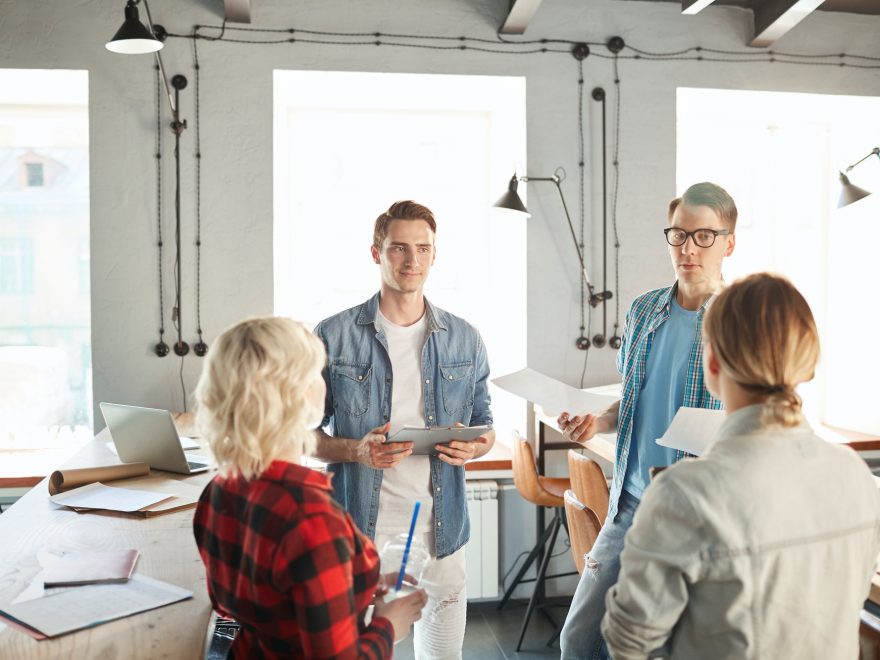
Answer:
[{"left": 374, "top": 309, "right": 434, "bottom": 537}]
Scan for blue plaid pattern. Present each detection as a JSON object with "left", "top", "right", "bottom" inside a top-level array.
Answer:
[{"left": 607, "top": 283, "right": 722, "bottom": 521}]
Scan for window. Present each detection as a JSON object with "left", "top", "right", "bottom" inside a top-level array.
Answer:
[
  {"left": 274, "top": 71, "right": 527, "bottom": 443},
  {"left": 677, "top": 87, "right": 880, "bottom": 434},
  {"left": 0, "top": 69, "right": 91, "bottom": 448},
  {"left": 25, "top": 162, "right": 44, "bottom": 187},
  {"left": 0, "top": 238, "right": 34, "bottom": 294}
]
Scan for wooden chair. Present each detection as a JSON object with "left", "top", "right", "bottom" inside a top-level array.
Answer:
[
  {"left": 563, "top": 490, "right": 603, "bottom": 574},
  {"left": 499, "top": 437, "right": 575, "bottom": 651},
  {"left": 567, "top": 449, "right": 609, "bottom": 523}
]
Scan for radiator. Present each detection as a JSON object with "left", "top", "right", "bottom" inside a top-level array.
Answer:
[{"left": 465, "top": 480, "right": 499, "bottom": 599}]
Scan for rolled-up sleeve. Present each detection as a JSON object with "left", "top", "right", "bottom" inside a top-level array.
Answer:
[
  {"left": 601, "top": 477, "right": 702, "bottom": 659},
  {"left": 313, "top": 321, "right": 335, "bottom": 430},
  {"left": 469, "top": 331, "right": 493, "bottom": 428}
]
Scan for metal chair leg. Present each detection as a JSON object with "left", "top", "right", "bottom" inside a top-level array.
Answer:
[
  {"left": 516, "top": 510, "right": 563, "bottom": 651},
  {"left": 497, "top": 514, "right": 557, "bottom": 610}
]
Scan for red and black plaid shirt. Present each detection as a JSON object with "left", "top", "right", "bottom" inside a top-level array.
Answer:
[{"left": 193, "top": 460, "right": 393, "bottom": 659}]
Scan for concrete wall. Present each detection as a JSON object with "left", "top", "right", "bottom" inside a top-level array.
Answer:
[{"left": 1, "top": 0, "right": 878, "bottom": 421}]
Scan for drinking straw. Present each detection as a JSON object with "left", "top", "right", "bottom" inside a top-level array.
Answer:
[{"left": 395, "top": 501, "right": 421, "bottom": 592}]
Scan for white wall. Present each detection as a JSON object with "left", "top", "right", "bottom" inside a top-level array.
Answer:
[{"left": 1, "top": 0, "right": 878, "bottom": 425}]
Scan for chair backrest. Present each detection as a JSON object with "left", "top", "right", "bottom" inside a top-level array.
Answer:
[
  {"left": 568, "top": 449, "right": 610, "bottom": 522},
  {"left": 512, "top": 436, "right": 543, "bottom": 504},
  {"left": 564, "top": 489, "right": 603, "bottom": 574}
]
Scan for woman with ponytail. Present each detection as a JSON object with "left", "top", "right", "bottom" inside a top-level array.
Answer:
[{"left": 601, "top": 273, "right": 880, "bottom": 659}]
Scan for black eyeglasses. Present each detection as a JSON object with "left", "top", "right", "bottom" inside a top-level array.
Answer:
[{"left": 664, "top": 227, "right": 731, "bottom": 248}]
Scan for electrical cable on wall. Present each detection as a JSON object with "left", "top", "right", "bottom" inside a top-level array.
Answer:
[
  {"left": 154, "top": 64, "right": 170, "bottom": 358},
  {"left": 154, "top": 21, "right": 878, "bottom": 389}
]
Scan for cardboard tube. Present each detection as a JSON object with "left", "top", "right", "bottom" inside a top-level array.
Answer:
[{"left": 47, "top": 463, "right": 150, "bottom": 495}]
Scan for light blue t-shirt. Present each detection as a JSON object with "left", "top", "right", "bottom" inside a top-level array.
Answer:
[{"left": 622, "top": 296, "right": 699, "bottom": 499}]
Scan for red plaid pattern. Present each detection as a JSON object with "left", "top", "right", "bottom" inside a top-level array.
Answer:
[{"left": 193, "top": 460, "right": 393, "bottom": 659}]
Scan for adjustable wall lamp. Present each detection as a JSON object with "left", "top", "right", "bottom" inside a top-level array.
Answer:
[
  {"left": 107, "top": 0, "right": 206, "bottom": 359},
  {"left": 838, "top": 147, "right": 878, "bottom": 208},
  {"left": 494, "top": 170, "right": 612, "bottom": 348}
]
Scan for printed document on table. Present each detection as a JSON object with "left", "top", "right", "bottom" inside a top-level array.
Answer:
[
  {"left": 656, "top": 407, "right": 725, "bottom": 456},
  {"left": 49, "top": 482, "right": 172, "bottom": 512},
  {"left": 492, "top": 367, "right": 618, "bottom": 416},
  {"left": 0, "top": 574, "right": 192, "bottom": 638}
]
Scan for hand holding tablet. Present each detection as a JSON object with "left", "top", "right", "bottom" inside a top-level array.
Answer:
[{"left": 387, "top": 425, "right": 492, "bottom": 456}]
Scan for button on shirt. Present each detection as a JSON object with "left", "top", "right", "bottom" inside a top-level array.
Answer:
[{"left": 622, "top": 295, "right": 699, "bottom": 499}]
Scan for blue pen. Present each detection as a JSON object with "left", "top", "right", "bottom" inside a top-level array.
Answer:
[{"left": 395, "top": 501, "right": 421, "bottom": 592}]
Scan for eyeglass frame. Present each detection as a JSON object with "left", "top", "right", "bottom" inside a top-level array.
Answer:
[{"left": 663, "top": 227, "right": 732, "bottom": 248}]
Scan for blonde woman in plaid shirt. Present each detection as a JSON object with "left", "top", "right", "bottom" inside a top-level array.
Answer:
[{"left": 560, "top": 183, "right": 737, "bottom": 660}]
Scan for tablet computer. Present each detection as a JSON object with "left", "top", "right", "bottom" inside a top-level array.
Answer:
[{"left": 386, "top": 425, "right": 491, "bottom": 456}]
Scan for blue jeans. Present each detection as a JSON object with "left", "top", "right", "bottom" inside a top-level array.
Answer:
[{"left": 560, "top": 490, "right": 640, "bottom": 660}]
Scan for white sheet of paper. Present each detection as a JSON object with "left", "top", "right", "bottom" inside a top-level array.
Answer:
[
  {"left": 492, "top": 367, "right": 618, "bottom": 416},
  {"left": 655, "top": 407, "right": 726, "bottom": 456},
  {"left": 0, "top": 574, "right": 192, "bottom": 638},
  {"left": 49, "top": 482, "right": 172, "bottom": 513}
]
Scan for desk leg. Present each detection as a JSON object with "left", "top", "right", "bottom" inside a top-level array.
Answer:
[{"left": 536, "top": 418, "right": 547, "bottom": 603}]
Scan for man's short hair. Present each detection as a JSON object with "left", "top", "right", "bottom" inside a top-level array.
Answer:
[
  {"left": 668, "top": 182, "right": 738, "bottom": 230},
  {"left": 373, "top": 200, "right": 437, "bottom": 249}
]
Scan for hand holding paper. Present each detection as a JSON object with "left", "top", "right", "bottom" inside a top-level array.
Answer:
[{"left": 655, "top": 407, "right": 725, "bottom": 456}]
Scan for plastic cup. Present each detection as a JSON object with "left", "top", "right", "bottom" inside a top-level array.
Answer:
[{"left": 379, "top": 533, "right": 431, "bottom": 598}]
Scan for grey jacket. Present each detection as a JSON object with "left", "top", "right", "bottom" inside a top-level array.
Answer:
[{"left": 603, "top": 404, "right": 880, "bottom": 660}]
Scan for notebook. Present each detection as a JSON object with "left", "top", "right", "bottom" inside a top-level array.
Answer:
[{"left": 42, "top": 549, "right": 140, "bottom": 588}]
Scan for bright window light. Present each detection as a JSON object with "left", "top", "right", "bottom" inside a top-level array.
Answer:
[
  {"left": 677, "top": 87, "right": 880, "bottom": 434},
  {"left": 274, "top": 70, "right": 527, "bottom": 445},
  {"left": 0, "top": 69, "right": 92, "bottom": 450}
]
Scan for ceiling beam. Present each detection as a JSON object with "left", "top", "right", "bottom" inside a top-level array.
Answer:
[
  {"left": 750, "top": 0, "right": 825, "bottom": 47},
  {"left": 499, "top": 0, "right": 544, "bottom": 35},
  {"left": 224, "top": 0, "right": 252, "bottom": 24},
  {"left": 681, "top": 0, "right": 720, "bottom": 15}
]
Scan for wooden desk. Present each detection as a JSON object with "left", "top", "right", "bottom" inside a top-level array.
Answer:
[
  {"left": 533, "top": 405, "right": 616, "bottom": 473},
  {"left": 0, "top": 430, "right": 214, "bottom": 659}
]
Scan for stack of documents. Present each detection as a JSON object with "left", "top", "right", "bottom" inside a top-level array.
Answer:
[
  {"left": 47, "top": 464, "right": 204, "bottom": 516},
  {"left": 0, "top": 574, "right": 192, "bottom": 639}
]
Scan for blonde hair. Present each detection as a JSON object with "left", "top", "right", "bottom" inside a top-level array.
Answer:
[
  {"left": 195, "top": 317, "right": 326, "bottom": 479},
  {"left": 702, "top": 273, "right": 819, "bottom": 427}
]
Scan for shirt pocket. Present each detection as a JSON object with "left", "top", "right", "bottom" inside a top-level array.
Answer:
[
  {"left": 438, "top": 362, "right": 474, "bottom": 415},
  {"left": 330, "top": 362, "right": 372, "bottom": 417}
]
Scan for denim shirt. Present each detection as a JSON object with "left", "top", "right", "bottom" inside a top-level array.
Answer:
[{"left": 314, "top": 293, "right": 493, "bottom": 559}]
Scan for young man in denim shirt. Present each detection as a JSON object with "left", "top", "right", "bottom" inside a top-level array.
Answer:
[
  {"left": 314, "top": 200, "right": 495, "bottom": 660},
  {"left": 558, "top": 183, "right": 737, "bottom": 659}
]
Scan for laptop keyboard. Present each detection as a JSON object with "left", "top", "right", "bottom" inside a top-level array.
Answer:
[{"left": 188, "top": 461, "right": 208, "bottom": 470}]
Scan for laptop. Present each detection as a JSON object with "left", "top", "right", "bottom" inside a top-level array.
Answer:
[{"left": 100, "top": 402, "right": 210, "bottom": 475}]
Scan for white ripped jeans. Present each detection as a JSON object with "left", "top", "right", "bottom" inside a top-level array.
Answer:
[{"left": 375, "top": 531, "right": 468, "bottom": 660}]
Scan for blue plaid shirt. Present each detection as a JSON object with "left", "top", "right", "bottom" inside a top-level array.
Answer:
[{"left": 607, "top": 283, "right": 722, "bottom": 521}]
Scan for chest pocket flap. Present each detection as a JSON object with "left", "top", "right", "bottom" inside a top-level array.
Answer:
[
  {"left": 330, "top": 362, "right": 372, "bottom": 416},
  {"left": 439, "top": 362, "right": 474, "bottom": 415}
]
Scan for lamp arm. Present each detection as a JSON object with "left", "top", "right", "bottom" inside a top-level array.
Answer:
[
  {"left": 845, "top": 147, "right": 880, "bottom": 173},
  {"left": 136, "top": 0, "right": 178, "bottom": 119},
  {"left": 522, "top": 175, "right": 595, "bottom": 291}
]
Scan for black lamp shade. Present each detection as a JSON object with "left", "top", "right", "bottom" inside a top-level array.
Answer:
[
  {"left": 106, "top": 3, "right": 163, "bottom": 54},
  {"left": 493, "top": 174, "right": 530, "bottom": 215},
  {"left": 838, "top": 172, "right": 872, "bottom": 208}
]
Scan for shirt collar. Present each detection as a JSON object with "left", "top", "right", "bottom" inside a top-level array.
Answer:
[
  {"left": 656, "top": 282, "right": 716, "bottom": 315},
  {"left": 357, "top": 291, "right": 447, "bottom": 332},
  {"left": 716, "top": 403, "right": 810, "bottom": 440},
  {"left": 261, "top": 459, "right": 333, "bottom": 492}
]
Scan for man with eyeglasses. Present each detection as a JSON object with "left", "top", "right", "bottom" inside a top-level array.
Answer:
[{"left": 559, "top": 182, "right": 737, "bottom": 659}]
